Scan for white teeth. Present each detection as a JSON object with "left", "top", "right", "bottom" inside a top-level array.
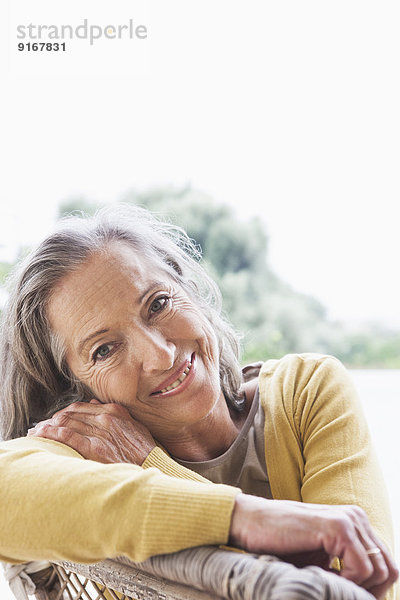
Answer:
[{"left": 158, "top": 362, "right": 192, "bottom": 394}]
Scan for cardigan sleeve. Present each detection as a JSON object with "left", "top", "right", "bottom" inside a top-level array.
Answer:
[
  {"left": 260, "top": 354, "right": 397, "bottom": 600},
  {"left": 0, "top": 436, "right": 238, "bottom": 565},
  {"left": 143, "top": 446, "right": 210, "bottom": 482},
  {"left": 260, "top": 354, "right": 394, "bottom": 548}
]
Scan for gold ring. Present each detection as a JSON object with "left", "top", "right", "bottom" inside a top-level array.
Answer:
[
  {"left": 366, "top": 547, "right": 382, "bottom": 556},
  {"left": 329, "top": 556, "right": 344, "bottom": 571}
]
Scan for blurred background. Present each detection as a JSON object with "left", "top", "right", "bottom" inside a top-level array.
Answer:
[
  {"left": 0, "top": 1, "right": 399, "bottom": 596},
  {"left": 3, "top": 188, "right": 399, "bottom": 368}
]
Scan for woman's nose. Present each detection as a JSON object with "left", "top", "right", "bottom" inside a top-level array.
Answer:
[{"left": 136, "top": 328, "right": 176, "bottom": 373}]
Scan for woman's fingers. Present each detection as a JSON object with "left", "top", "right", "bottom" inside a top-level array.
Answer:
[
  {"left": 28, "top": 421, "right": 91, "bottom": 457},
  {"left": 339, "top": 535, "right": 377, "bottom": 584},
  {"left": 53, "top": 400, "right": 131, "bottom": 418},
  {"left": 323, "top": 506, "right": 398, "bottom": 597},
  {"left": 229, "top": 494, "right": 398, "bottom": 597},
  {"left": 369, "top": 564, "right": 400, "bottom": 600},
  {"left": 354, "top": 532, "right": 399, "bottom": 598},
  {"left": 343, "top": 545, "right": 398, "bottom": 600},
  {"left": 27, "top": 403, "right": 156, "bottom": 465},
  {"left": 34, "top": 414, "right": 96, "bottom": 438},
  {"left": 28, "top": 416, "right": 132, "bottom": 463}
]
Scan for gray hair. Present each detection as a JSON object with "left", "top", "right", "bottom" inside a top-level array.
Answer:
[{"left": 0, "top": 204, "right": 243, "bottom": 441}]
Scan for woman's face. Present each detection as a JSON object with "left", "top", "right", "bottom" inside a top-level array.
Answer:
[{"left": 47, "top": 242, "right": 223, "bottom": 435}]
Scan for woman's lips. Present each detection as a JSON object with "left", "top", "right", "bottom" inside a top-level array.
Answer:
[{"left": 150, "top": 353, "right": 196, "bottom": 398}]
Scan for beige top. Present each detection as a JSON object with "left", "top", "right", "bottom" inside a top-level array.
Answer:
[{"left": 175, "top": 387, "right": 272, "bottom": 499}]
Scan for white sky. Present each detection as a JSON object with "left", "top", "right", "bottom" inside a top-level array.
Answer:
[{"left": 1, "top": 0, "right": 399, "bottom": 327}]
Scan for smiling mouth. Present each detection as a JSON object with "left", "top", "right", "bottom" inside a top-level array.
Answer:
[
  {"left": 158, "top": 361, "right": 192, "bottom": 393},
  {"left": 151, "top": 353, "right": 195, "bottom": 396}
]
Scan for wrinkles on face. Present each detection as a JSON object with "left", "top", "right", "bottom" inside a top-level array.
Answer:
[
  {"left": 75, "top": 352, "right": 127, "bottom": 404},
  {"left": 47, "top": 242, "right": 223, "bottom": 439},
  {"left": 168, "top": 294, "right": 218, "bottom": 360}
]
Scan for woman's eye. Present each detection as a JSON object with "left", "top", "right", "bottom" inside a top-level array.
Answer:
[
  {"left": 149, "top": 295, "right": 169, "bottom": 315},
  {"left": 93, "top": 344, "right": 113, "bottom": 362}
]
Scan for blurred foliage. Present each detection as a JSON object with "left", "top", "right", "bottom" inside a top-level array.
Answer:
[
  {"left": 0, "top": 262, "right": 12, "bottom": 285},
  {"left": 117, "top": 187, "right": 330, "bottom": 360},
  {"left": 5, "top": 189, "right": 400, "bottom": 369},
  {"left": 326, "top": 324, "right": 400, "bottom": 369}
]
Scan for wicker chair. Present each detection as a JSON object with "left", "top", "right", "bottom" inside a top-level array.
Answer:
[
  {"left": 30, "top": 559, "right": 212, "bottom": 599},
  {"left": 27, "top": 546, "right": 375, "bottom": 600}
]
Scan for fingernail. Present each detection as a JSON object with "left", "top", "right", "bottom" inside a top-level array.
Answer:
[{"left": 27, "top": 427, "right": 36, "bottom": 436}]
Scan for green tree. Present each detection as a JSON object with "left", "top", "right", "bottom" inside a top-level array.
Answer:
[{"left": 50, "top": 188, "right": 400, "bottom": 368}]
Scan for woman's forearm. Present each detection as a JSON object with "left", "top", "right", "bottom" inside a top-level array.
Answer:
[
  {"left": 0, "top": 436, "right": 237, "bottom": 564},
  {"left": 1, "top": 437, "right": 397, "bottom": 599}
]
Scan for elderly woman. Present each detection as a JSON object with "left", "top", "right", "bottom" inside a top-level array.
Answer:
[{"left": 0, "top": 205, "right": 397, "bottom": 599}]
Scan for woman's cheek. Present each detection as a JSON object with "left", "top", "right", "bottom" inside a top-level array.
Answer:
[
  {"left": 173, "top": 303, "right": 215, "bottom": 340},
  {"left": 73, "top": 362, "right": 114, "bottom": 403},
  {"left": 197, "top": 318, "right": 219, "bottom": 360},
  {"left": 95, "top": 363, "right": 140, "bottom": 406},
  {"left": 89, "top": 369, "right": 111, "bottom": 402}
]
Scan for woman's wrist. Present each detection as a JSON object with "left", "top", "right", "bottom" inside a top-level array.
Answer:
[{"left": 228, "top": 492, "right": 248, "bottom": 548}]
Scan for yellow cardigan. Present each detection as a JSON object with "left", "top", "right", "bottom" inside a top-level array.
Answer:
[
  {"left": 0, "top": 354, "right": 396, "bottom": 595},
  {"left": 149, "top": 354, "right": 394, "bottom": 548}
]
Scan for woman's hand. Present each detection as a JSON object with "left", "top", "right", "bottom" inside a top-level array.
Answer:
[
  {"left": 27, "top": 400, "right": 156, "bottom": 465},
  {"left": 229, "top": 493, "right": 398, "bottom": 599}
]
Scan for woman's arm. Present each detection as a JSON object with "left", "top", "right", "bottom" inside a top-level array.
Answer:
[
  {"left": 22, "top": 360, "right": 398, "bottom": 597},
  {"left": 260, "top": 355, "right": 393, "bottom": 541},
  {"left": 0, "top": 436, "right": 237, "bottom": 564},
  {"left": 259, "top": 353, "right": 398, "bottom": 599},
  {"left": 2, "top": 434, "right": 397, "bottom": 597}
]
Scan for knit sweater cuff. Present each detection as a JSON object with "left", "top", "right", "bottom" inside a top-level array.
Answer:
[
  {"left": 137, "top": 476, "right": 239, "bottom": 559},
  {"left": 142, "top": 446, "right": 209, "bottom": 483}
]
